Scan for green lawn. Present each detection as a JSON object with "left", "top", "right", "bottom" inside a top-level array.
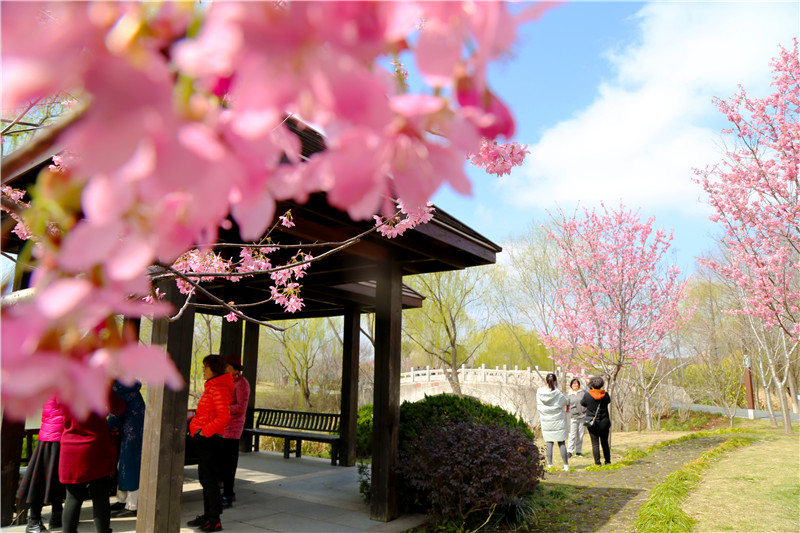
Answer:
[{"left": 682, "top": 430, "right": 800, "bottom": 532}]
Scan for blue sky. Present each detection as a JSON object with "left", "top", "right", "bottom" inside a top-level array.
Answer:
[{"left": 432, "top": 1, "right": 799, "bottom": 275}]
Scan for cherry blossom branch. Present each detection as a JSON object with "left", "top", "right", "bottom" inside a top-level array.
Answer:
[
  {"left": 1, "top": 101, "right": 87, "bottom": 184},
  {"left": 151, "top": 209, "right": 403, "bottom": 281},
  {"left": 1, "top": 99, "right": 41, "bottom": 135},
  {"left": 162, "top": 265, "right": 286, "bottom": 332}
]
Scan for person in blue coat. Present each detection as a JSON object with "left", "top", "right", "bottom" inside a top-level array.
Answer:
[{"left": 107, "top": 381, "right": 145, "bottom": 518}]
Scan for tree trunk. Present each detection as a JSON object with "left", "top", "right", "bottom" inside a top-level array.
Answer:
[
  {"left": 764, "top": 383, "right": 779, "bottom": 427},
  {"left": 756, "top": 361, "right": 779, "bottom": 427},
  {"left": 302, "top": 382, "right": 313, "bottom": 409},
  {"left": 787, "top": 370, "right": 799, "bottom": 414},
  {"left": 644, "top": 395, "right": 653, "bottom": 431},
  {"left": 769, "top": 368, "right": 793, "bottom": 434},
  {"left": 445, "top": 366, "right": 463, "bottom": 396}
]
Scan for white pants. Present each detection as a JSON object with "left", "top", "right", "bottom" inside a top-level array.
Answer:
[
  {"left": 117, "top": 489, "right": 139, "bottom": 511},
  {"left": 567, "top": 417, "right": 585, "bottom": 454}
]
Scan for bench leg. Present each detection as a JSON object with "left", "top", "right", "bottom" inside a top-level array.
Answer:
[
  {"left": 295, "top": 440, "right": 302, "bottom": 458},
  {"left": 330, "top": 444, "right": 337, "bottom": 466},
  {"left": 283, "top": 438, "right": 290, "bottom": 459}
]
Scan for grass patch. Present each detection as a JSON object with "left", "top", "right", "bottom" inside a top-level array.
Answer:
[
  {"left": 659, "top": 411, "right": 729, "bottom": 431},
  {"left": 633, "top": 436, "right": 754, "bottom": 532},
  {"left": 584, "top": 446, "right": 649, "bottom": 471},
  {"left": 519, "top": 483, "right": 578, "bottom": 531},
  {"left": 683, "top": 432, "right": 800, "bottom": 532},
  {"left": 585, "top": 428, "right": 748, "bottom": 472}
]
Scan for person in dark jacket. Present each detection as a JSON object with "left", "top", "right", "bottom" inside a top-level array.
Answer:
[
  {"left": 107, "top": 381, "right": 145, "bottom": 518},
  {"left": 580, "top": 376, "right": 612, "bottom": 465},
  {"left": 567, "top": 378, "right": 587, "bottom": 458},
  {"left": 59, "top": 388, "right": 126, "bottom": 533},
  {"left": 221, "top": 354, "right": 250, "bottom": 509},
  {"left": 187, "top": 355, "right": 233, "bottom": 533},
  {"left": 17, "top": 396, "right": 65, "bottom": 532}
]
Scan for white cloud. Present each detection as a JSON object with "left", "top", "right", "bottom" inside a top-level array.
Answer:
[{"left": 504, "top": 1, "right": 798, "bottom": 215}]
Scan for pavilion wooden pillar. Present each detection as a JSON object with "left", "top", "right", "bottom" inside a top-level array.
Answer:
[
  {"left": 219, "top": 319, "right": 243, "bottom": 360},
  {"left": 339, "top": 306, "right": 360, "bottom": 467},
  {"left": 370, "top": 260, "right": 402, "bottom": 521},
  {"left": 137, "top": 284, "right": 195, "bottom": 533},
  {"left": 241, "top": 321, "right": 259, "bottom": 452}
]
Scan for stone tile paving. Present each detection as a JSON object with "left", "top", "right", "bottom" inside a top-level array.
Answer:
[{"left": 2, "top": 451, "right": 425, "bottom": 533}]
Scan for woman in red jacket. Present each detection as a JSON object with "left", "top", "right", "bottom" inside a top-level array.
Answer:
[
  {"left": 221, "top": 354, "right": 250, "bottom": 509},
  {"left": 17, "top": 396, "right": 65, "bottom": 532},
  {"left": 187, "top": 355, "right": 233, "bottom": 533},
  {"left": 60, "top": 388, "right": 125, "bottom": 533}
]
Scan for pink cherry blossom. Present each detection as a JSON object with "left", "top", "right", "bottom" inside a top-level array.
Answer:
[{"left": 0, "top": 1, "right": 556, "bottom": 419}]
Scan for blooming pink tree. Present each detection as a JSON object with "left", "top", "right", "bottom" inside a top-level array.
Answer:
[
  {"left": 697, "top": 41, "right": 799, "bottom": 342},
  {"left": 697, "top": 41, "right": 799, "bottom": 433},
  {"left": 542, "top": 204, "right": 690, "bottom": 408},
  {"left": 0, "top": 2, "right": 547, "bottom": 419}
]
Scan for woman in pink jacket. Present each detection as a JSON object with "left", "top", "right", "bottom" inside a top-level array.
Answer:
[
  {"left": 17, "top": 396, "right": 65, "bottom": 533},
  {"left": 221, "top": 354, "right": 251, "bottom": 509}
]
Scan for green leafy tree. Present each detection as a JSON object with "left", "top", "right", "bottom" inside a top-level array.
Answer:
[{"left": 403, "top": 267, "right": 489, "bottom": 396}]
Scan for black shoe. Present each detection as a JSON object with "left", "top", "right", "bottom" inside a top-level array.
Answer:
[
  {"left": 187, "top": 515, "right": 207, "bottom": 528},
  {"left": 200, "top": 518, "right": 222, "bottom": 532},
  {"left": 109, "top": 502, "right": 125, "bottom": 512},
  {"left": 113, "top": 509, "right": 137, "bottom": 518},
  {"left": 575, "top": 453, "right": 583, "bottom": 457},
  {"left": 25, "top": 520, "right": 47, "bottom": 533},
  {"left": 48, "top": 515, "right": 62, "bottom": 530}
]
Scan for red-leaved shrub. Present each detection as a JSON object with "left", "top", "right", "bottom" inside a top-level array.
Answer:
[{"left": 397, "top": 420, "right": 545, "bottom": 522}]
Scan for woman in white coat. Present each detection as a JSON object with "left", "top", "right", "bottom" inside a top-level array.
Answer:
[{"left": 536, "top": 373, "right": 570, "bottom": 471}]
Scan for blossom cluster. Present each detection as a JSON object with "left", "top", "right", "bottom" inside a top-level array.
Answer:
[
  {"left": 374, "top": 201, "right": 435, "bottom": 238},
  {"left": 469, "top": 139, "right": 529, "bottom": 177},
  {"left": 1, "top": 2, "right": 546, "bottom": 419}
]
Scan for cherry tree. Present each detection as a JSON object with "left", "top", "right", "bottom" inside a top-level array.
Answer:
[
  {"left": 696, "top": 41, "right": 799, "bottom": 432},
  {"left": 542, "top": 204, "right": 690, "bottom": 421},
  {"left": 0, "top": 1, "right": 546, "bottom": 420}
]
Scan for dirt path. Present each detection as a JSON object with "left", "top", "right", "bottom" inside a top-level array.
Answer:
[{"left": 528, "top": 435, "right": 727, "bottom": 532}]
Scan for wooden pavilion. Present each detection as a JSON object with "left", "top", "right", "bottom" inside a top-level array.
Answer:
[{"left": 1, "top": 127, "right": 502, "bottom": 531}]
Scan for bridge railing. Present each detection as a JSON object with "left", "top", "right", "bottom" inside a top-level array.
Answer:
[{"left": 401, "top": 365, "right": 567, "bottom": 386}]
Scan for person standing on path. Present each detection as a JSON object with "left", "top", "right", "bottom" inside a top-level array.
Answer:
[
  {"left": 17, "top": 396, "right": 65, "bottom": 533},
  {"left": 59, "top": 388, "right": 126, "bottom": 533},
  {"left": 581, "top": 376, "right": 612, "bottom": 465},
  {"left": 567, "top": 378, "right": 587, "bottom": 458},
  {"left": 107, "top": 381, "right": 145, "bottom": 518},
  {"left": 537, "top": 373, "right": 570, "bottom": 471},
  {"left": 187, "top": 355, "right": 233, "bottom": 533},
  {"left": 221, "top": 354, "right": 250, "bottom": 509}
]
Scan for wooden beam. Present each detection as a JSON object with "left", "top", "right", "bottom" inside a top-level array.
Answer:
[
  {"left": 339, "top": 307, "right": 360, "bottom": 467},
  {"left": 0, "top": 416, "right": 25, "bottom": 526},
  {"left": 219, "top": 319, "right": 243, "bottom": 360},
  {"left": 241, "top": 321, "right": 259, "bottom": 452},
  {"left": 137, "top": 285, "right": 195, "bottom": 533},
  {"left": 370, "top": 259, "right": 402, "bottom": 521}
]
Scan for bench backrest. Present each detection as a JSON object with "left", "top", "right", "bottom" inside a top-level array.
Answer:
[{"left": 253, "top": 408, "right": 340, "bottom": 434}]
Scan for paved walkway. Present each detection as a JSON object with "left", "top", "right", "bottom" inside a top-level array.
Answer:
[{"left": 3, "top": 452, "right": 425, "bottom": 533}]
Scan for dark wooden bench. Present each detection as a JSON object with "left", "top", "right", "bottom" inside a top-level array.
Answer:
[{"left": 243, "top": 408, "right": 341, "bottom": 465}]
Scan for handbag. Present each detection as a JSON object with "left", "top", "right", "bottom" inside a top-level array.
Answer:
[{"left": 584, "top": 407, "right": 599, "bottom": 428}]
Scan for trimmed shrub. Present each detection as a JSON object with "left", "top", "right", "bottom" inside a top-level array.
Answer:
[
  {"left": 397, "top": 420, "right": 545, "bottom": 524},
  {"left": 355, "top": 404, "right": 373, "bottom": 458},
  {"left": 356, "top": 394, "right": 533, "bottom": 459}
]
